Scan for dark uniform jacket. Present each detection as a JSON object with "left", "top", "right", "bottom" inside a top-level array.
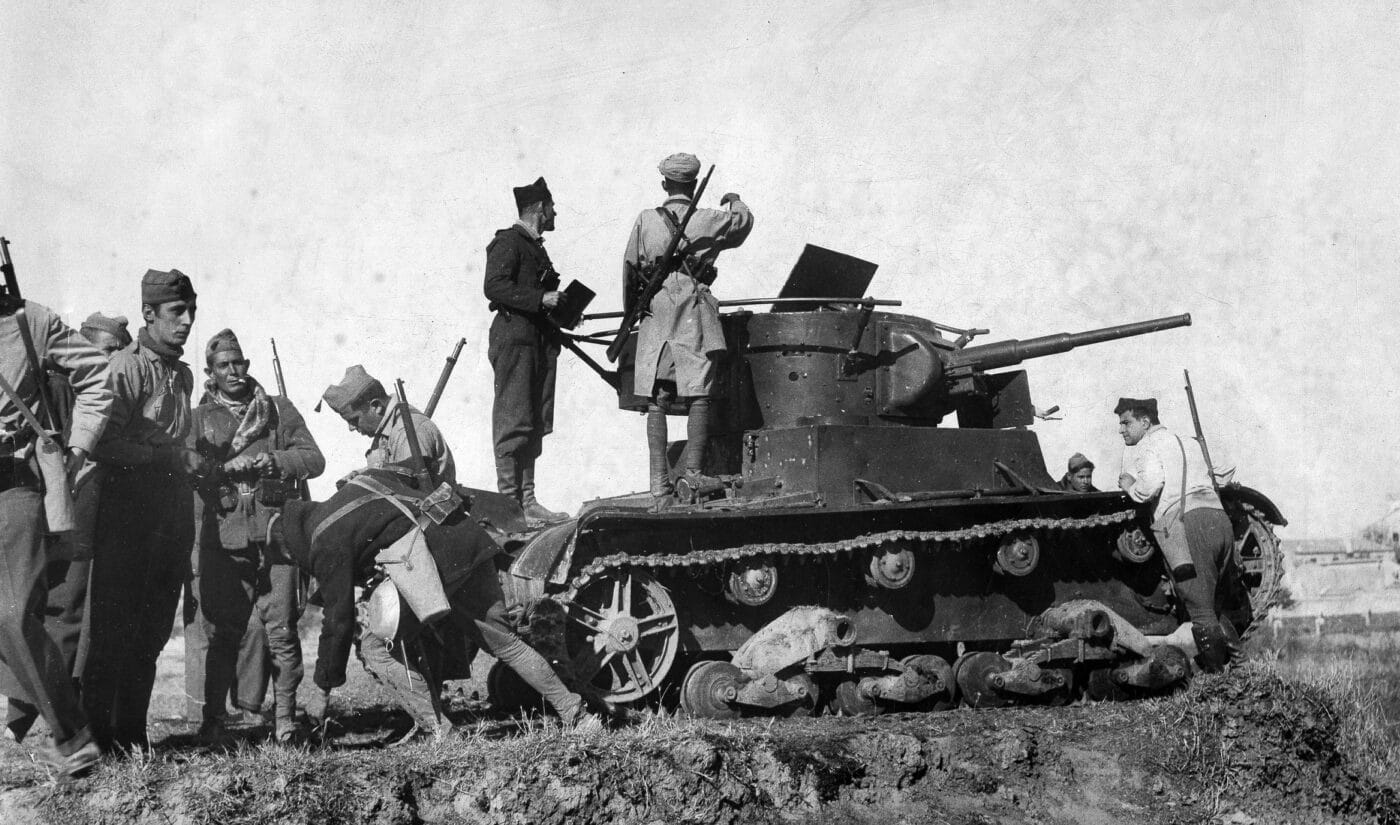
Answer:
[
  {"left": 190, "top": 393, "right": 325, "bottom": 551},
  {"left": 484, "top": 224, "right": 559, "bottom": 349},
  {"left": 276, "top": 468, "right": 500, "bottom": 690}
]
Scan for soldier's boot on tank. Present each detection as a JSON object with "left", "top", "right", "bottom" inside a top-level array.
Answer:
[
  {"left": 495, "top": 456, "right": 521, "bottom": 504},
  {"left": 646, "top": 404, "right": 675, "bottom": 512},
  {"left": 1190, "top": 622, "right": 1238, "bottom": 673},
  {"left": 520, "top": 459, "right": 569, "bottom": 525},
  {"left": 676, "top": 398, "right": 720, "bottom": 503}
]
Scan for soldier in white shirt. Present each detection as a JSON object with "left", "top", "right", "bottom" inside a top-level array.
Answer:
[{"left": 1115, "top": 396, "right": 1239, "bottom": 671}]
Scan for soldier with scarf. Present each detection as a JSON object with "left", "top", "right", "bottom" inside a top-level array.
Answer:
[{"left": 185, "top": 329, "right": 324, "bottom": 742}]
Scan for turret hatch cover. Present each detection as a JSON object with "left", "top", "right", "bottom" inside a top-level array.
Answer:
[{"left": 772, "top": 244, "right": 879, "bottom": 312}]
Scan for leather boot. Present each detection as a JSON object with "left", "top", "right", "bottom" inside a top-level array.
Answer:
[
  {"left": 520, "top": 458, "right": 569, "bottom": 524},
  {"left": 676, "top": 398, "right": 719, "bottom": 502},
  {"left": 495, "top": 455, "right": 521, "bottom": 505}
]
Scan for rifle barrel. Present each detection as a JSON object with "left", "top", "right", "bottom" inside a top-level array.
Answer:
[
  {"left": 393, "top": 379, "right": 437, "bottom": 488},
  {"left": 424, "top": 338, "right": 466, "bottom": 418},
  {"left": 606, "top": 165, "right": 715, "bottom": 362}
]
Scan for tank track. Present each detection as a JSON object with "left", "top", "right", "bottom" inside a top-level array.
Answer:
[{"left": 560, "top": 508, "right": 1139, "bottom": 602}]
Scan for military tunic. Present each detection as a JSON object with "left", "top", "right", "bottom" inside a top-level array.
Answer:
[
  {"left": 367, "top": 398, "right": 455, "bottom": 484},
  {"left": 185, "top": 390, "right": 325, "bottom": 724},
  {"left": 84, "top": 328, "right": 197, "bottom": 751},
  {"left": 626, "top": 194, "right": 753, "bottom": 398},
  {"left": 484, "top": 222, "right": 558, "bottom": 461},
  {"left": 0, "top": 301, "right": 110, "bottom": 753}
]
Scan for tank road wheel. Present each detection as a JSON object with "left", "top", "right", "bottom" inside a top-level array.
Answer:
[
  {"left": 953, "top": 652, "right": 1014, "bottom": 709},
  {"left": 831, "top": 679, "right": 881, "bottom": 717},
  {"left": 784, "top": 673, "right": 820, "bottom": 718},
  {"left": 566, "top": 570, "right": 679, "bottom": 704},
  {"left": 679, "top": 661, "right": 742, "bottom": 719},
  {"left": 994, "top": 533, "right": 1040, "bottom": 577},
  {"left": 866, "top": 545, "right": 916, "bottom": 589},
  {"left": 725, "top": 558, "right": 778, "bottom": 606},
  {"left": 1230, "top": 502, "right": 1285, "bottom": 637},
  {"left": 902, "top": 654, "right": 956, "bottom": 711}
]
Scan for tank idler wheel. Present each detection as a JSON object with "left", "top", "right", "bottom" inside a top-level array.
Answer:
[
  {"left": 953, "top": 652, "right": 1014, "bottom": 708},
  {"left": 831, "top": 678, "right": 882, "bottom": 717},
  {"left": 994, "top": 533, "right": 1040, "bottom": 577},
  {"left": 725, "top": 558, "right": 779, "bottom": 606},
  {"left": 566, "top": 570, "right": 680, "bottom": 704},
  {"left": 901, "top": 654, "right": 956, "bottom": 711},
  {"left": 679, "top": 660, "right": 743, "bottom": 720}
]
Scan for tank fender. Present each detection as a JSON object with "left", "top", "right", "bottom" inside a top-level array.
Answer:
[
  {"left": 730, "top": 606, "right": 858, "bottom": 676},
  {"left": 1218, "top": 483, "right": 1288, "bottom": 527},
  {"left": 508, "top": 520, "right": 579, "bottom": 583}
]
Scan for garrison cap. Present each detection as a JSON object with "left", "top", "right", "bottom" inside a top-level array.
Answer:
[
  {"left": 205, "top": 328, "right": 244, "bottom": 365},
  {"left": 658, "top": 152, "right": 700, "bottom": 183},
  {"left": 512, "top": 177, "right": 553, "bottom": 211},
  {"left": 318, "top": 364, "right": 386, "bottom": 414},
  {"left": 141, "top": 268, "right": 197, "bottom": 306},
  {"left": 1113, "top": 397, "right": 1158, "bottom": 417},
  {"left": 1067, "top": 453, "right": 1095, "bottom": 472},
  {"left": 80, "top": 311, "right": 132, "bottom": 347}
]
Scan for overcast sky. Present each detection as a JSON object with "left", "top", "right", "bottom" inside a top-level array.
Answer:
[{"left": 4, "top": 1, "right": 1397, "bottom": 537}]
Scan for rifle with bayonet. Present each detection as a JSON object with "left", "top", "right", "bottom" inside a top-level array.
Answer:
[
  {"left": 605, "top": 164, "right": 715, "bottom": 363},
  {"left": 270, "top": 338, "right": 313, "bottom": 504}
]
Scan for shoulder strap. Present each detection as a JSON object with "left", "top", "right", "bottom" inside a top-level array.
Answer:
[{"left": 307, "top": 476, "right": 422, "bottom": 549}]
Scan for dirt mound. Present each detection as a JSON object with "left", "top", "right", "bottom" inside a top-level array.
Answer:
[{"left": 4, "top": 664, "right": 1396, "bottom": 825}]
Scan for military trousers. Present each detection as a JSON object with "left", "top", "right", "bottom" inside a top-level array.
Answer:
[
  {"left": 361, "top": 568, "right": 581, "bottom": 725},
  {"left": 83, "top": 469, "right": 194, "bottom": 752},
  {"left": 0, "top": 483, "right": 92, "bottom": 754},
  {"left": 1170, "top": 507, "right": 1240, "bottom": 627},
  {"left": 488, "top": 320, "right": 557, "bottom": 461},
  {"left": 184, "top": 545, "right": 302, "bottom": 724}
]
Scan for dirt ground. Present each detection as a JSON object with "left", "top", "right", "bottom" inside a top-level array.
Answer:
[{"left": 1, "top": 610, "right": 1398, "bottom": 825}]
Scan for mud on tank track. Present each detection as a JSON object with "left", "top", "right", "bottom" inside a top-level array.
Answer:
[{"left": 12, "top": 663, "right": 1397, "bottom": 825}]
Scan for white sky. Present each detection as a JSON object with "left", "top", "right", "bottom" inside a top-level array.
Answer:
[{"left": 4, "top": 1, "right": 1397, "bottom": 537}]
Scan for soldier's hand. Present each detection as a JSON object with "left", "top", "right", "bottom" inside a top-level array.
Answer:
[
  {"left": 224, "top": 455, "right": 255, "bottom": 474},
  {"left": 541, "top": 291, "right": 563, "bottom": 310},
  {"left": 163, "top": 445, "right": 207, "bottom": 476},
  {"left": 1118, "top": 473, "right": 1136, "bottom": 491},
  {"left": 64, "top": 447, "right": 89, "bottom": 483},
  {"left": 252, "top": 452, "right": 279, "bottom": 475},
  {"left": 720, "top": 192, "right": 741, "bottom": 206}
]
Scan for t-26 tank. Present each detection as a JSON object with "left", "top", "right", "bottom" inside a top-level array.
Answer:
[{"left": 501, "top": 246, "right": 1286, "bottom": 718}]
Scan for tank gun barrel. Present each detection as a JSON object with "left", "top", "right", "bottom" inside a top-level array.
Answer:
[{"left": 948, "top": 313, "right": 1191, "bottom": 372}]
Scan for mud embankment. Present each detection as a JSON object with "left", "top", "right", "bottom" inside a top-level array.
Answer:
[{"left": 3, "top": 665, "right": 1396, "bottom": 825}]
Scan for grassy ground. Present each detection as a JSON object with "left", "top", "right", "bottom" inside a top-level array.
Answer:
[
  {"left": 1247, "top": 628, "right": 1400, "bottom": 790},
  {"left": 2, "top": 615, "right": 1399, "bottom": 824}
]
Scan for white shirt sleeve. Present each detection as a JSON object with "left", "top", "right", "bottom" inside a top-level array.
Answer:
[{"left": 1127, "top": 434, "right": 1166, "bottom": 503}]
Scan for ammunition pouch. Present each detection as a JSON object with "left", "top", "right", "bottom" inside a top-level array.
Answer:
[
  {"left": 686, "top": 258, "right": 718, "bottom": 286},
  {"left": 419, "top": 482, "right": 465, "bottom": 525}
]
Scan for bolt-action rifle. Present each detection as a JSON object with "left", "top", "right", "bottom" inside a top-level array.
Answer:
[
  {"left": 605, "top": 165, "right": 715, "bottom": 363},
  {"left": 424, "top": 338, "right": 465, "bottom": 419},
  {"left": 270, "top": 338, "right": 313, "bottom": 503},
  {"left": 1183, "top": 369, "right": 1222, "bottom": 496}
]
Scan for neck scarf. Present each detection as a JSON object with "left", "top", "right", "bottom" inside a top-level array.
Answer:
[
  {"left": 138, "top": 326, "right": 184, "bottom": 359},
  {"left": 205, "top": 375, "right": 273, "bottom": 457}
]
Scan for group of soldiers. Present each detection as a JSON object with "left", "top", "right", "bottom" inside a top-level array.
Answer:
[
  {"left": 1, "top": 149, "right": 1245, "bottom": 778},
  {"left": 0, "top": 151, "right": 751, "bottom": 777}
]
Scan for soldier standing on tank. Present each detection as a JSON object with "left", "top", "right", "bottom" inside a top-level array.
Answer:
[
  {"left": 184, "top": 329, "right": 325, "bottom": 744},
  {"left": 483, "top": 177, "right": 569, "bottom": 525},
  {"left": 625, "top": 153, "right": 753, "bottom": 510},
  {"left": 1114, "top": 396, "right": 1240, "bottom": 671},
  {"left": 84, "top": 269, "right": 208, "bottom": 754}
]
